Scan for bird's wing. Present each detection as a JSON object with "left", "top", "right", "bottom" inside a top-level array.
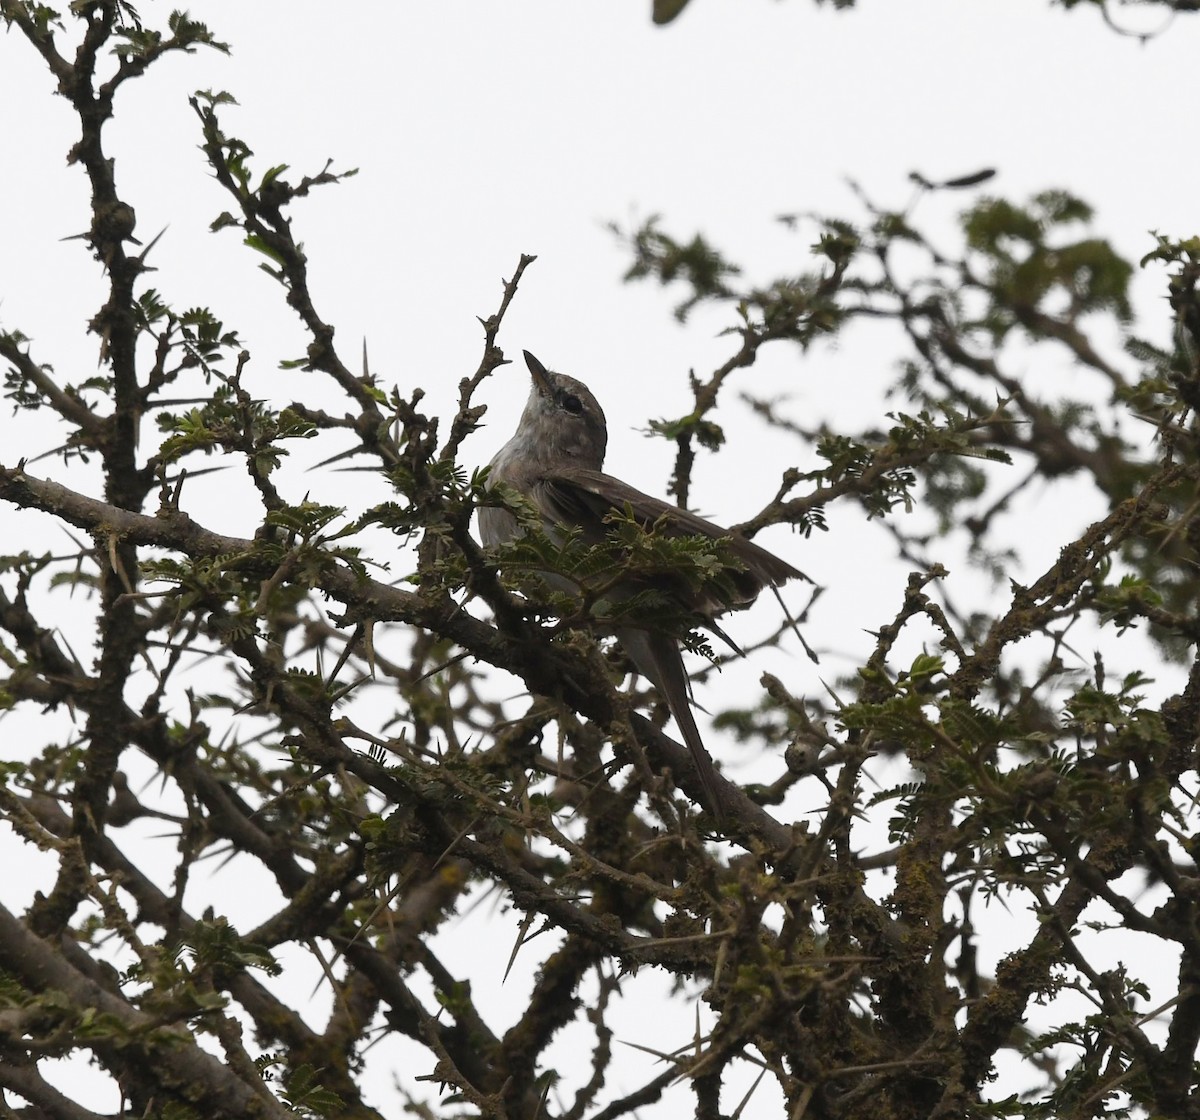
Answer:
[{"left": 542, "top": 466, "right": 804, "bottom": 591}]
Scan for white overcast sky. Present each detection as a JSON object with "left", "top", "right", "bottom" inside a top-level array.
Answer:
[{"left": 1, "top": 1, "right": 1198, "bottom": 1112}]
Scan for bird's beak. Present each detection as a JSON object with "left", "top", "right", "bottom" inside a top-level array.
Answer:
[{"left": 523, "top": 351, "right": 553, "bottom": 398}]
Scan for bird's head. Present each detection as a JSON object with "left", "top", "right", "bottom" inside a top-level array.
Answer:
[{"left": 517, "top": 350, "right": 608, "bottom": 468}]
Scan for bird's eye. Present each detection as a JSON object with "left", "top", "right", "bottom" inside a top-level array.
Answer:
[{"left": 562, "top": 394, "right": 584, "bottom": 415}]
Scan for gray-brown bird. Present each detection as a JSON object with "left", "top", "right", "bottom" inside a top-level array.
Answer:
[{"left": 479, "top": 351, "right": 803, "bottom": 818}]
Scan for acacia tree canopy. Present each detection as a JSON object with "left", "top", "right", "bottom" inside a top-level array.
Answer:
[{"left": 1, "top": 3, "right": 1199, "bottom": 1120}]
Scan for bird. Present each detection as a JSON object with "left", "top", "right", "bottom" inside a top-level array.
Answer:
[{"left": 479, "top": 350, "right": 805, "bottom": 819}]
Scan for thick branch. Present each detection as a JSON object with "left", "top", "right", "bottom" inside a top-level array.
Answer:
[{"left": 0, "top": 901, "right": 294, "bottom": 1119}]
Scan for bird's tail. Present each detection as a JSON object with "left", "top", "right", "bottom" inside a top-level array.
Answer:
[{"left": 616, "top": 627, "right": 726, "bottom": 821}]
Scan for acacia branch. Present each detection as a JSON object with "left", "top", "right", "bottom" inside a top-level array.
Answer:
[{"left": 0, "top": 900, "right": 295, "bottom": 1119}]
